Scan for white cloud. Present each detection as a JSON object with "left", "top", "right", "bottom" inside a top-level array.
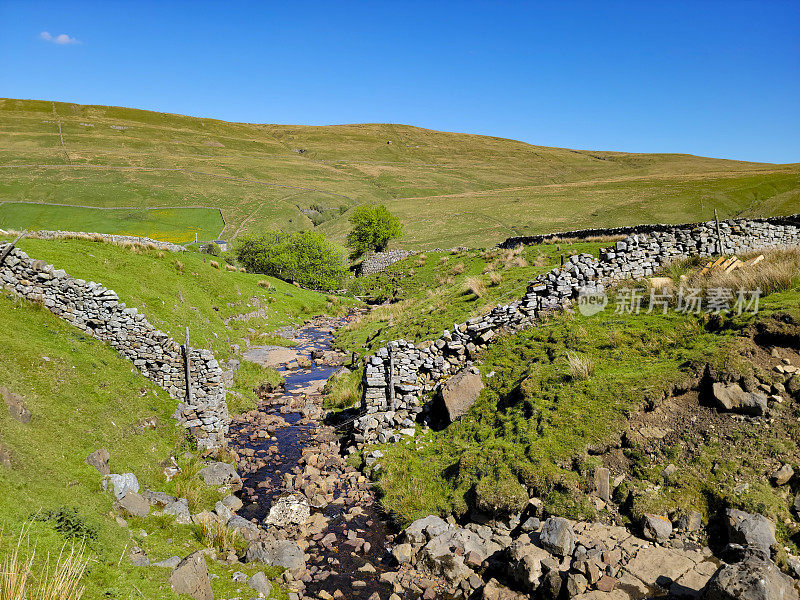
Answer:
[{"left": 40, "top": 31, "right": 80, "bottom": 45}]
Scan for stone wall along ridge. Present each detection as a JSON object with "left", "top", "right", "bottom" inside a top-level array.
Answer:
[
  {"left": 0, "top": 229, "right": 186, "bottom": 253},
  {"left": 0, "top": 244, "right": 227, "bottom": 449},
  {"left": 355, "top": 216, "right": 800, "bottom": 445}
]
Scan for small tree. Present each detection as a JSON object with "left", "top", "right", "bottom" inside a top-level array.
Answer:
[
  {"left": 235, "top": 231, "right": 346, "bottom": 291},
  {"left": 346, "top": 205, "right": 402, "bottom": 256}
]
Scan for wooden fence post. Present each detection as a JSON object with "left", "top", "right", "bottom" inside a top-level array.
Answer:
[
  {"left": 714, "top": 209, "right": 724, "bottom": 255},
  {"left": 0, "top": 230, "right": 28, "bottom": 266}
]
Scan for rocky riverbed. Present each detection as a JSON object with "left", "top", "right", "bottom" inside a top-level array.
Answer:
[{"left": 229, "top": 316, "right": 447, "bottom": 600}]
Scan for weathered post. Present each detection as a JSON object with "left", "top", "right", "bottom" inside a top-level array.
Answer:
[
  {"left": 714, "top": 209, "right": 724, "bottom": 255},
  {"left": 183, "top": 327, "right": 193, "bottom": 405},
  {"left": 0, "top": 230, "right": 28, "bottom": 266},
  {"left": 560, "top": 253, "right": 565, "bottom": 267}
]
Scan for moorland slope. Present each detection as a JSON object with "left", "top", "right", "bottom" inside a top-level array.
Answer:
[{"left": 2, "top": 97, "right": 798, "bottom": 247}]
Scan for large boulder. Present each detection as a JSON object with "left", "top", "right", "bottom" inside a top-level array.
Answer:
[
  {"left": 508, "top": 536, "right": 553, "bottom": 592},
  {"left": 539, "top": 517, "right": 576, "bottom": 557},
  {"left": 265, "top": 494, "right": 310, "bottom": 527},
  {"left": 433, "top": 367, "right": 484, "bottom": 425},
  {"left": 169, "top": 552, "right": 213, "bottom": 600},
  {"left": 726, "top": 509, "right": 776, "bottom": 555},
  {"left": 246, "top": 539, "right": 305, "bottom": 570},
  {"left": 701, "top": 551, "right": 797, "bottom": 600},
  {"left": 642, "top": 513, "right": 673, "bottom": 543},
  {"left": 712, "top": 383, "right": 767, "bottom": 416},
  {"left": 107, "top": 473, "right": 139, "bottom": 500},
  {"left": 404, "top": 515, "right": 450, "bottom": 547},
  {"left": 420, "top": 527, "right": 501, "bottom": 582},
  {"left": 116, "top": 491, "right": 150, "bottom": 518},
  {"left": 198, "top": 461, "right": 242, "bottom": 489}
]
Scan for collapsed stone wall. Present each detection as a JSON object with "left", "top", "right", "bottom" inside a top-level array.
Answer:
[
  {"left": 0, "top": 229, "right": 186, "bottom": 253},
  {"left": 355, "top": 215, "right": 800, "bottom": 444},
  {"left": 0, "top": 244, "right": 227, "bottom": 449},
  {"left": 359, "top": 250, "right": 418, "bottom": 275}
]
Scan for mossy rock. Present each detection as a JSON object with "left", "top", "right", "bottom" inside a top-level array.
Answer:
[{"left": 474, "top": 469, "right": 528, "bottom": 515}]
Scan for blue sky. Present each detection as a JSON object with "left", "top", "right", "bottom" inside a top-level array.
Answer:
[{"left": 2, "top": 1, "right": 798, "bottom": 163}]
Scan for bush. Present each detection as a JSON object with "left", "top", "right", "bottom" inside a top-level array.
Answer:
[
  {"left": 346, "top": 205, "right": 402, "bottom": 256},
  {"left": 235, "top": 232, "right": 347, "bottom": 291},
  {"left": 200, "top": 242, "right": 221, "bottom": 256}
]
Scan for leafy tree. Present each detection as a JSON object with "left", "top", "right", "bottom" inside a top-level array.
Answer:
[
  {"left": 346, "top": 205, "right": 402, "bottom": 256},
  {"left": 235, "top": 231, "right": 346, "bottom": 290}
]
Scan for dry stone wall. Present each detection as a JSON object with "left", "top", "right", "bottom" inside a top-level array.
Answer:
[
  {"left": 355, "top": 215, "right": 800, "bottom": 444},
  {"left": 359, "top": 250, "right": 417, "bottom": 275},
  {"left": 0, "top": 229, "right": 186, "bottom": 253},
  {"left": 0, "top": 244, "right": 227, "bottom": 449}
]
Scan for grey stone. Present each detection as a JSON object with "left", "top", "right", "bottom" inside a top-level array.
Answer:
[
  {"left": 405, "top": 515, "right": 450, "bottom": 546},
  {"left": 265, "top": 494, "right": 310, "bottom": 527},
  {"left": 392, "top": 543, "right": 413, "bottom": 564},
  {"left": 726, "top": 509, "right": 776, "bottom": 555},
  {"left": 712, "top": 383, "right": 767, "bottom": 416},
  {"left": 116, "top": 491, "right": 150, "bottom": 518},
  {"left": 771, "top": 463, "right": 794, "bottom": 486},
  {"left": 246, "top": 540, "right": 305, "bottom": 570},
  {"left": 701, "top": 551, "right": 797, "bottom": 600},
  {"left": 248, "top": 571, "right": 273, "bottom": 597},
  {"left": 108, "top": 472, "right": 139, "bottom": 500},
  {"left": 164, "top": 499, "right": 191, "bottom": 524},
  {"left": 198, "top": 461, "right": 241, "bottom": 488},
  {"left": 539, "top": 517, "right": 576, "bottom": 557},
  {"left": 153, "top": 556, "right": 181, "bottom": 568},
  {"left": 169, "top": 552, "right": 213, "bottom": 600},
  {"left": 642, "top": 513, "right": 673, "bottom": 543},
  {"left": 85, "top": 449, "right": 110, "bottom": 475},
  {"left": 141, "top": 489, "right": 175, "bottom": 507}
]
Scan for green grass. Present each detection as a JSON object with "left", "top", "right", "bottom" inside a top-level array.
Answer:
[
  {"left": 371, "top": 296, "right": 731, "bottom": 526},
  {"left": 4, "top": 235, "right": 352, "bottom": 410},
  {"left": 337, "top": 240, "right": 607, "bottom": 356},
  {"left": 0, "top": 290, "right": 289, "bottom": 599},
  {"left": 1, "top": 97, "right": 798, "bottom": 249},
  {"left": 0, "top": 203, "right": 224, "bottom": 244},
  {"left": 357, "top": 255, "right": 800, "bottom": 533}
]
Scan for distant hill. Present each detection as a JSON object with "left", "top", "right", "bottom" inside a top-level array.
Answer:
[{"left": 1, "top": 97, "right": 798, "bottom": 248}]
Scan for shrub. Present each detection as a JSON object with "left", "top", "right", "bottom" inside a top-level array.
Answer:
[
  {"left": 451, "top": 262, "right": 465, "bottom": 275},
  {"left": 235, "top": 232, "right": 346, "bottom": 291},
  {"left": 200, "top": 242, "right": 221, "bottom": 256},
  {"left": 346, "top": 204, "right": 403, "bottom": 256}
]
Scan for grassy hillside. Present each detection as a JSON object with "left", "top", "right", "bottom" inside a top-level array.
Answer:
[
  {"left": 0, "top": 291, "right": 287, "bottom": 599},
  {"left": 1, "top": 97, "right": 798, "bottom": 249},
  {"left": 354, "top": 249, "right": 800, "bottom": 563},
  {"left": 3, "top": 235, "right": 350, "bottom": 411}
]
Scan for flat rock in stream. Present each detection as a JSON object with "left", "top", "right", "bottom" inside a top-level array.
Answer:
[
  {"left": 243, "top": 345, "right": 300, "bottom": 369},
  {"left": 265, "top": 494, "right": 311, "bottom": 526},
  {"left": 246, "top": 539, "right": 305, "bottom": 570}
]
